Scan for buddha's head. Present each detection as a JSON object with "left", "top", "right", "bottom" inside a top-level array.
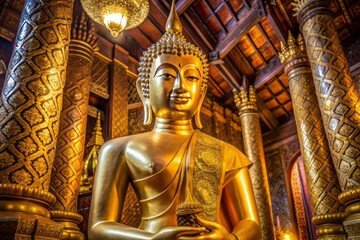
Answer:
[{"left": 137, "top": 1, "right": 209, "bottom": 127}]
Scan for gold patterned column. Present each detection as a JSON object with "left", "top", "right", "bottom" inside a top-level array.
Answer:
[
  {"left": 279, "top": 32, "right": 346, "bottom": 239},
  {"left": 49, "top": 13, "right": 97, "bottom": 239},
  {"left": 294, "top": 0, "right": 360, "bottom": 237},
  {"left": 0, "top": 0, "right": 73, "bottom": 238},
  {"left": 234, "top": 86, "right": 275, "bottom": 240}
]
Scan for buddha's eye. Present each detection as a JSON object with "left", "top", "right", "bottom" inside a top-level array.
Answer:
[
  {"left": 160, "top": 73, "right": 176, "bottom": 81},
  {"left": 155, "top": 67, "right": 177, "bottom": 81},
  {"left": 186, "top": 76, "right": 200, "bottom": 81},
  {"left": 184, "top": 68, "right": 201, "bottom": 82}
]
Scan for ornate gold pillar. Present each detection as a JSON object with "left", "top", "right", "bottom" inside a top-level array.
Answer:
[
  {"left": 279, "top": 32, "right": 346, "bottom": 239},
  {"left": 234, "top": 86, "right": 275, "bottom": 240},
  {"left": 49, "top": 13, "right": 97, "bottom": 239},
  {"left": 295, "top": 0, "right": 360, "bottom": 237},
  {"left": 0, "top": 0, "right": 73, "bottom": 238}
]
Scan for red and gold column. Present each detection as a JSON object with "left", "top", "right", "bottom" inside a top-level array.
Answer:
[
  {"left": 279, "top": 32, "right": 346, "bottom": 239},
  {"left": 295, "top": 0, "right": 360, "bottom": 237},
  {"left": 49, "top": 13, "right": 97, "bottom": 239},
  {"left": 0, "top": 0, "right": 74, "bottom": 238},
  {"left": 234, "top": 87, "right": 275, "bottom": 240}
]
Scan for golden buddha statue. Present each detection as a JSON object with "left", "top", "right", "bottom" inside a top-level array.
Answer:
[{"left": 88, "top": 2, "right": 261, "bottom": 240}]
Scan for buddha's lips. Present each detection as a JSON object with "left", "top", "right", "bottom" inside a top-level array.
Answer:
[{"left": 170, "top": 95, "right": 190, "bottom": 104}]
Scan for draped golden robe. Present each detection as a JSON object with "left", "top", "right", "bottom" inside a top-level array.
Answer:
[{"left": 131, "top": 130, "right": 252, "bottom": 232}]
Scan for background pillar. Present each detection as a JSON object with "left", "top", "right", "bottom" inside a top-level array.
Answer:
[
  {"left": 0, "top": 0, "right": 74, "bottom": 238},
  {"left": 279, "top": 32, "right": 346, "bottom": 239},
  {"left": 295, "top": 0, "right": 360, "bottom": 238},
  {"left": 49, "top": 12, "right": 97, "bottom": 239},
  {"left": 234, "top": 85, "right": 275, "bottom": 240}
]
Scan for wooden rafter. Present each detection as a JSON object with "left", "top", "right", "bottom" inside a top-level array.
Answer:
[
  {"left": 214, "top": 8, "right": 260, "bottom": 58},
  {"left": 175, "top": 0, "right": 196, "bottom": 15}
]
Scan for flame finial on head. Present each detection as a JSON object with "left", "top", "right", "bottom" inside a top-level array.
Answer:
[{"left": 166, "top": 0, "right": 182, "bottom": 32}]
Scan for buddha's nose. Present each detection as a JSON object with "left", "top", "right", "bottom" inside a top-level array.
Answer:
[{"left": 173, "top": 75, "right": 187, "bottom": 93}]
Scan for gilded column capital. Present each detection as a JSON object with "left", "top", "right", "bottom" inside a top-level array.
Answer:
[
  {"left": 278, "top": 32, "right": 309, "bottom": 73},
  {"left": 72, "top": 11, "right": 99, "bottom": 50},
  {"left": 293, "top": 0, "right": 332, "bottom": 29},
  {"left": 69, "top": 12, "right": 98, "bottom": 64},
  {"left": 233, "top": 85, "right": 257, "bottom": 115}
]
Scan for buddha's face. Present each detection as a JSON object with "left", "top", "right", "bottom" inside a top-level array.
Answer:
[{"left": 149, "top": 54, "right": 204, "bottom": 120}]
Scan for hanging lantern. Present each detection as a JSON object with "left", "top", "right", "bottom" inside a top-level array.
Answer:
[{"left": 81, "top": 0, "right": 149, "bottom": 37}]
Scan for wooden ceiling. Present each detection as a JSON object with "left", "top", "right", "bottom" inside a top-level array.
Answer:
[{"left": 1, "top": 0, "right": 360, "bottom": 132}]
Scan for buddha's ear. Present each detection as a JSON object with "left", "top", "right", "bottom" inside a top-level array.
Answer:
[
  {"left": 136, "top": 79, "right": 153, "bottom": 126},
  {"left": 194, "top": 85, "right": 207, "bottom": 129}
]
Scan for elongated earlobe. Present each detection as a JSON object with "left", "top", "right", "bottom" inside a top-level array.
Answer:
[
  {"left": 136, "top": 79, "right": 153, "bottom": 126},
  {"left": 194, "top": 86, "right": 207, "bottom": 129},
  {"left": 143, "top": 99, "right": 153, "bottom": 126}
]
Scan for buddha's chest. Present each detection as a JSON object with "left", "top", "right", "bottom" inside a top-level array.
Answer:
[{"left": 125, "top": 142, "right": 184, "bottom": 181}]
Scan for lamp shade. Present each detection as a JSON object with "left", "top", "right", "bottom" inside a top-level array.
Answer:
[{"left": 81, "top": 0, "right": 149, "bottom": 37}]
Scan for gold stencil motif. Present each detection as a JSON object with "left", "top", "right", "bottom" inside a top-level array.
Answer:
[
  {"left": 282, "top": 35, "right": 344, "bottom": 215},
  {"left": 110, "top": 62, "right": 128, "bottom": 138},
  {"left": 0, "top": 0, "right": 73, "bottom": 191},
  {"left": 193, "top": 132, "right": 222, "bottom": 222},
  {"left": 299, "top": 1, "right": 360, "bottom": 191}
]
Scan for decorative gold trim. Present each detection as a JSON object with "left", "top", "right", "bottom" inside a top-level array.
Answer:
[
  {"left": 95, "top": 51, "right": 112, "bottom": 63},
  {"left": 0, "top": 200, "right": 50, "bottom": 218},
  {"left": 339, "top": 188, "right": 360, "bottom": 205},
  {"left": 50, "top": 210, "right": 83, "bottom": 224},
  {"left": 312, "top": 213, "right": 346, "bottom": 225},
  {"left": 0, "top": 184, "right": 56, "bottom": 206}
]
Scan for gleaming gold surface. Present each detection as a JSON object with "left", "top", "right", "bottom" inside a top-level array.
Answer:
[
  {"left": 0, "top": 0, "right": 73, "bottom": 191},
  {"left": 88, "top": 3, "right": 261, "bottom": 240},
  {"left": 0, "top": 0, "right": 73, "bottom": 238},
  {"left": 234, "top": 87, "right": 275, "bottom": 240},
  {"left": 312, "top": 213, "right": 347, "bottom": 240},
  {"left": 281, "top": 34, "right": 344, "bottom": 217},
  {"left": 50, "top": 13, "right": 97, "bottom": 240},
  {"left": 80, "top": 0, "right": 148, "bottom": 37},
  {"left": 338, "top": 188, "right": 360, "bottom": 237},
  {"left": 298, "top": 0, "right": 360, "bottom": 192},
  {"left": 298, "top": 1, "right": 360, "bottom": 238}
]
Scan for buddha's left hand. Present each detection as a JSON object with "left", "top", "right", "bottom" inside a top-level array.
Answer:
[{"left": 179, "top": 216, "right": 237, "bottom": 240}]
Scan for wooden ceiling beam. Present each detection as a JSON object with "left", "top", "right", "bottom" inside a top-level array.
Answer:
[
  {"left": 257, "top": 95, "right": 280, "bottom": 131},
  {"left": 253, "top": 56, "right": 283, "bottom": 88},
  {"left": 215, "top": 8, "right": 260, "bottom": 59},
  {"left": 266, "top": 6, "right": 287, "bottom": 42},
  {"left": 175, "top": 0, "right": 196, "bottom": 15}
]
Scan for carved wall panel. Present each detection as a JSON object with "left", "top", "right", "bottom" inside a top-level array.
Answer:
[
  {"left": 291, "top": 162, "right": 310, "bottom": 240},
  {"left": 90, "top": 55, "right": 109, "bottom": 99},
  {"left": 110, "top": 61, "right": 128, "bottom": 139},
  {"left": 265, "top": 149, "right": 293, "bottom": 232}
]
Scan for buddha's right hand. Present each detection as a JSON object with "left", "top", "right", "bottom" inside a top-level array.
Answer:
[{"left": 151, "top": 226, "right": 207, "bottom": 240}]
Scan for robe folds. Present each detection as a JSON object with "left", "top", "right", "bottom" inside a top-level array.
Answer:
[{"left": 131, "top": 130, "right": 252, "bottom": 232}]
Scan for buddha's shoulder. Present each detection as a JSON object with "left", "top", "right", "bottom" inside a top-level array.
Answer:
[
  {"left": 100, "top": 132, "right": 154, "bottom": 152},
  {"left": 196, "top": 130, "right": 240, "bottom": 152}
]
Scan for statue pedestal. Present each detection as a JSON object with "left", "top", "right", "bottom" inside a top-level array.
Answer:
[
  {"left": 51, "top": 211, "right": 84, "bottom": 240},
  {"left": 0, "top": 213, "right": 63, "bottom": 239}
]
